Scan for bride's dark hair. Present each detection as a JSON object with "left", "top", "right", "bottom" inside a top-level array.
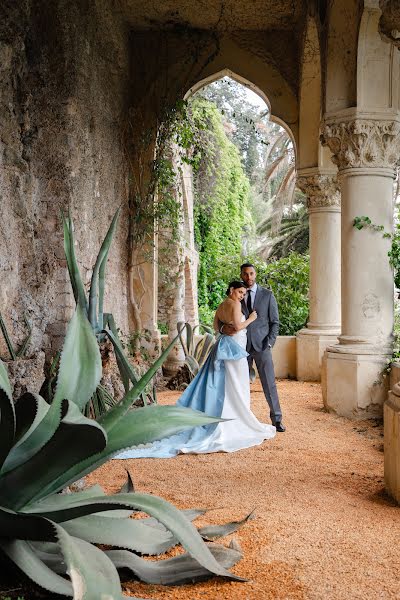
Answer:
[{"left": 226, "top": 280, "right": 246, "bottom": 295}]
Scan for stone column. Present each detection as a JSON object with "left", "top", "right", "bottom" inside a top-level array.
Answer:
[
  {"left": 163, "top": 268, "right": 186, "bottom": 376},
  {"left": 321, "top": 110, "right": 400, "bottom": 417},
  {"left": 296, "top": 169, "right": 341, "bottom": 381}
]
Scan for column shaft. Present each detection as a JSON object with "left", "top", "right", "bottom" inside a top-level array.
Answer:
[
  {"left": 321, "top": 112, "right": 399, "bottom": 417},
  {"left": 308, "top": 208, "right": 341, "bottom": 330},
  {"left": 339, "top": 171, "right": 393, "bottom": 348},
  {"left": 296, "top": 170, "right": 341, "bottom": 381}
]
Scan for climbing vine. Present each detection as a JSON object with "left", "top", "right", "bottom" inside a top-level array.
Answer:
[{"left": 188, "top": 97, "right": 254, "bottom": 323}]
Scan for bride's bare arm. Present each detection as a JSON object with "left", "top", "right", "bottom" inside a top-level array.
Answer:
[{"left": 231, "top": 301, "right": 257, "bottom": 330}]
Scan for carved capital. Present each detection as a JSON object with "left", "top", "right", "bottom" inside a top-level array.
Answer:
[
  {"left": 296, "top": 174, "right": 341, "bottom": 210},
  {"left": 321, "top": 118, "right": 400, "bottom": 171}
]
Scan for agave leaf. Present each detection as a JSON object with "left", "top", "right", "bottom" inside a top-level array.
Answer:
[
  {"left": 62, "top": 513, "right": 175, "bottom": 555},
  {"left": 0, "top": 505, "right": 58, "bottom": 541},
  {"left": 56, "top": 525, "right": 124, "bottom": 599},
  {"left": 198, "top": 511, "right": 255, "bottom": 541},
  {"left": 1, "top": 394, "right": 60, "bottom": 476},
  {"left": 194, "top": 333, "right": 214, "bottom": 365},
  {"left": 106, "top": 542, "right": 243, "bottom": 585},
  {"left": 24, "top": 492, "right": 245, "bottom": 581},
  {"left": 177, "top": 321, "right": 189, "bottom": 356},
  {"left": 98, "top": 332, "right": 180, "bottom": 433},
  {"left": 14, "top": 395, "right": 52, "bottom": 450},
  {"left": 36, "top": 405, "right": 222, "bottom": 495},
  {"left": 53, "top": 305, "right": 102, "bottom": 411},
  {"left": 88, "top": 208, "right": 120, "bottom": 330},
  {"left": 185, "top": 355, "right": 200, "bottom": 376},
  {"left": 118, "top": 471, "right": 135, "bottom": 493},
  {"left": 194, "top": 336, "right": 205, "bottom": 358},
  {"left": 103, "top": 326, "right": 138, "bottom": 393},
  {"left": 0, "top": 312, "right": 17, "bottom": 360},
  {"left": 186, "top": 322, "right": 194, "bottom": 354},
  {"left": 2, "top": 393, "right": 52, "bottom": 476},
  {"left": 200, "top": 322, "right": 214, "bottom": 335},
  {"left": 0, "top": 401, "right": 107, "bottom": 509},
  {"left": 0, "top": 358, "right": 12, "bottom": 399},
  {"left": 32, "top": 485, "right": 106, "bottom": 511},
  {"left": 0, "top": 539, "right": 73, "bottom": 596},
  {"left": 28, "top": 541, "right": 68, "bottom": 574},
  {"left": 0, "top": 388, "right": 16, "bottom": 470},
  {"left": 142, "top": 508, "right": 207, "bottom": 531},
  {"left": 62, "top": 213, "right": 87, "bottom": 311},
  {"left": 16, "top": 313, "right": 33, "bottom": 358}
]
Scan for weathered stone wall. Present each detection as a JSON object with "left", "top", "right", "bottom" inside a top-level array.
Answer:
[{"left": 0, "top": 0, "right": 131, "bottom": 360}]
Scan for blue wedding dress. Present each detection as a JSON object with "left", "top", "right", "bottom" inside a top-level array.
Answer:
[{"left": 116, "top": 317, "right": 276, "bottom": 459}]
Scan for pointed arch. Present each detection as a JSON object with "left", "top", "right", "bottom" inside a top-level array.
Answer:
[{"left": 185, "top": 68, "right": 297, "bottom": 157}]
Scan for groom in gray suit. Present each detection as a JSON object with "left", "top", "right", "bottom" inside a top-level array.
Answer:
[{"left": 240, "top": 262, "right": 285, "bottom": 432}]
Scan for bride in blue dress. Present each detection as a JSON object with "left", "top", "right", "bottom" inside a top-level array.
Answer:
[{"left": 116, "top": 281, "right": 276, "bottom": 459}]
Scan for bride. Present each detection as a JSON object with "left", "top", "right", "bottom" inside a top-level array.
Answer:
[{"left": 116, "top": 281, "right": 276, "bottom": 459}]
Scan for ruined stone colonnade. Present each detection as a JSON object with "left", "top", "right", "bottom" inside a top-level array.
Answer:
[{"left": 2, "top": 0, "right": 400, "bottom": 499}]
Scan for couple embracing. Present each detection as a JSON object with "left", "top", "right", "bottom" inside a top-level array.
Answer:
[{"left": 117, "top": 263, "right": 284, "bottom": 460}]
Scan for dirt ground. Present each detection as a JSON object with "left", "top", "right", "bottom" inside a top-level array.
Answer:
[{"left": 87, "top": 379, "right": 400, "bottom": 600}]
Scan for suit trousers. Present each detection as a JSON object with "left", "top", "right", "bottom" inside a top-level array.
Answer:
[{"left": 248, "top": 347, "right": 282, "bottom": 423}]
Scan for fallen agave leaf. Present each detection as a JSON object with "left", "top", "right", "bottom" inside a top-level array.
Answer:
[
  {"left": 106, "top": 542, "right": 244, "bottom": 586},
  {"left": 198, "top": 510, "right": 255, "bottom": 541}
]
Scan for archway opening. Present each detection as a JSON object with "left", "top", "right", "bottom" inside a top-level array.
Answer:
[{"left": 157, "top": 74, "right": 309, "bottom": 351}]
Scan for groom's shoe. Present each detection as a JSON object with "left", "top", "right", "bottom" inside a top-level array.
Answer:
[{"left": 274, "top": 421, "right": 286, "bottom": 432}]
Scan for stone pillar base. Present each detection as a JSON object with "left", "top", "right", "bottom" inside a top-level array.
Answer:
[
  {"left": 163, "top": 345, "right": 186, "bottom": 377},
  {"left": 296, "top": 329, "right": 339, "bottom": 381},
  {"left": 384, "top": 390, "right": 400, "bottom": 503},
  {"left": 322, "top": 349, "right": 390, "bottom": 418}
]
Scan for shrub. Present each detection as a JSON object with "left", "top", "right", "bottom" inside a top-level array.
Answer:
[
  {"left": 255, "top": 253, "right": 310, "bottom": 335},
  {"left": 198, "top": 253, "right": 310, "bottom": 335}
]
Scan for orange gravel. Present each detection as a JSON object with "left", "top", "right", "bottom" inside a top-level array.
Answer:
[{"left": 87, "top": 380, "right": 400, "bottom": 600}]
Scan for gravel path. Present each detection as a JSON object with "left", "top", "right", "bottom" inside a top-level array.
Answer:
[{"left": 88, "top": 380, "right": 400, "bottom": 600}]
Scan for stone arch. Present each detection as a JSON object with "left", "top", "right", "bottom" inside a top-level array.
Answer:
[
  {"left": 325, "top": 0, "right": 364, "bottom": 113},
  {"left": 357, "top": 1, "right": 400, "bottom": 110},
  {"left": 185, "top": 68, "right": 297, "bottom": 157}
]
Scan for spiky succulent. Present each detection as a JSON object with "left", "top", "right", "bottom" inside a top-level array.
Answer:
[
  {"left": 177, "top": 322, "right": 215, "bottom": 379},
  {"left": 0, "top": 306, "right": 245, "bottom": 599}
]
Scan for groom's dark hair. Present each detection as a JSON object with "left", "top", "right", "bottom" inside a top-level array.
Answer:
[{"left": 240, "top": 262, "right": 256, "bottom": 271}]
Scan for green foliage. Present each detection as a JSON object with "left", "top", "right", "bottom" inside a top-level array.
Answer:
[
  {"left": 189, "top": 97, "right": 254, "bottom": 318},
  {"left": 0, "top": 313, "right": 32, "bottom": 361},
  {"left": 254, "top": 253, "right": 310, "bottom": 336},
  {"left": 195, "top": 253, "right": 310, "bottom": 336},
  {"left": 158, "top": 321, "right": 169, "bottom": 335},
  {"left": 0, "top": 304, "right": 247, "bottom": 598},
  {"left": 197, "top": 77, "right": 269, "bottom": 180},
  {"left": 257, "top": 204, "right": 309, "bottom": 260}
]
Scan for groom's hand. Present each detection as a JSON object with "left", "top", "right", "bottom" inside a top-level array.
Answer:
[{"left": 221, "top": 323, "right": 236, "bottom": 336}]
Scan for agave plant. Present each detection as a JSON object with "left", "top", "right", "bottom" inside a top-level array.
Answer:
[
  {"left": 177, "top": 322, "right": 215, "bottom": 379},
  {"left": 0, "top": 312, "right": 32, "bottom": 361},
  {"left": 0, "top": 305, "right": 246, "bottom": 598},
  {"left": 62, "top": 209, "right": 156, "bottom": 415}
]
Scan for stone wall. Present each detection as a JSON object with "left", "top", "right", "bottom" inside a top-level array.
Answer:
[{"left": 0, "top": 0, "right": 131, "bottom": 360}]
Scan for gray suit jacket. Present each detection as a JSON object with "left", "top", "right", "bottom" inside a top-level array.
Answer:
[{"left": 241, "top": 285, "right": 279, "bottom": 352}]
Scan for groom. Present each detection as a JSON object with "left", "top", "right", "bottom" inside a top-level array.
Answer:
[{"left": 222, "top": 263, "right": 285, "bottom": 432}]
